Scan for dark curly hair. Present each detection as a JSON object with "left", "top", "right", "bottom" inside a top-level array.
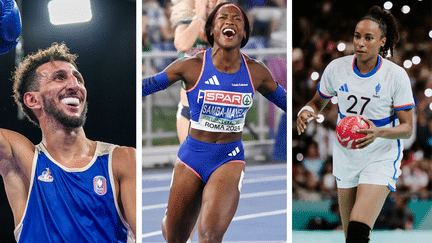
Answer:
[
  {"left": 360, "top": 5, "right": 400, "bottom": 57},
  {"left": 205, "top": 2, "right": 250, "bottom": 48},
  {"left": 12, "top": 42, "right": 78, "bottom": 126}
]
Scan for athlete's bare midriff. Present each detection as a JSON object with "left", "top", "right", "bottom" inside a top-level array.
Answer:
[{"left": 189, "top": 128, "right": 242, "bottom": 144}]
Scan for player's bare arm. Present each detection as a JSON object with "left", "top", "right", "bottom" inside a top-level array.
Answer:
[
  {"left": 142, "top": 53, "right": 204, "bottom": 97},
  {"left": 244, "top": 56, "right": 275, "bottom": 95},
  {"left": 112, "top": 146, "right": 136, "bottom": 236},
  {"left": 247, "top": 56, "right": 287, "bottom": 112},
  {"left": 0, "top": 129, "right": 34, "bottom": 226},
  {"left": 296, "top": 91, "right": 330, "bottom": 135},
  {"left": 165, "top": 53, "right": 204, "bottom": 89},
  {"left": 173, "top": 0, "right": 207, "bottom": 52},
  {"left": 356, "top": 108, "right": 414, "bottom": 148}
]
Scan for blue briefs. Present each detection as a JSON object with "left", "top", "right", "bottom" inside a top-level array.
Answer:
[{"left": 177, "top": 136, "right": 245, "bottom": 184}]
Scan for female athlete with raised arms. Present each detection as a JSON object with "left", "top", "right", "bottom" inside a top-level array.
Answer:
[
  {"left": 297, "top": 6, "right": 414, "bottom": 243},
  {"left": 143, "top": 3, "right": 286, "bottom": 242}
]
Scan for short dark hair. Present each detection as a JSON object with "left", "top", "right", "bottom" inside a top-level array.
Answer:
[
  {"left": 205, "top": 3, "right": 250, "bottom": 48},
  {"left": 12, "top": 42, "right": 78, "bottom": 126}
]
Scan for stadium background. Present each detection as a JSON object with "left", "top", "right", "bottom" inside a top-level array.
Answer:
[
  {"left": 0, "top": 0, "right": 136, "bottom": 241},
  {"left": 292, "top": 0, "right": 432, "bottom": 237}
]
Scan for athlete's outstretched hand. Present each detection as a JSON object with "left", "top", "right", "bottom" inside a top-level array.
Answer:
[
  {"left": 194, "top": 0, "right": 208, "bottom": 19},
  {"left": 355, "top": 118, "right": 378, "bottom": 149},
  {"left": 296, "top": 110, "right": 320, "bottom": 135}
]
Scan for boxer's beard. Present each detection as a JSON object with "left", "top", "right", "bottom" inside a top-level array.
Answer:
[{"left": 43, "top": 96, "right": 88, "bottom": 130}]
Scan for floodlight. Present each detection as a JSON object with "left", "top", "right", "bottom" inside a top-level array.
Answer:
[
  {"left": 401, "top": 5, "right": 410, "bottom": 14},
  {"left": 48, "top": 0, "right": 92, "bottom": 25},
  {"left": 383, "top": 1, "right": 393, "bottom": 10}
]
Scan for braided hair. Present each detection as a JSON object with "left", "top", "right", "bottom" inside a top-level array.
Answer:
[{"left": 360, "top": 5, "right": 400, "bottom": 57}]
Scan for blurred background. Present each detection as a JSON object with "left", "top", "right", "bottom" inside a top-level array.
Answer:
[
  {"left": 292, "top": 0, "right": 432, "bottom": 237},
  {"left": 0, "top": 0, "right": 136, "bottom": 241}
]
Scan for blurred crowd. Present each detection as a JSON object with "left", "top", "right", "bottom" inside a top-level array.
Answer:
[{"left": 292, "top": 0, "right": 432, "bottom": 230}]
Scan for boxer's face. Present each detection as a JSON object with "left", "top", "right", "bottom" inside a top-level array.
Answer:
[{"left": 34, "top": 61, "right": 88, "bottom": 128}]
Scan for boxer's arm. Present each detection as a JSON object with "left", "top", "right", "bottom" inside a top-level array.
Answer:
[{"left": 112, "top": 146, "right": 136, "bottom": 237}]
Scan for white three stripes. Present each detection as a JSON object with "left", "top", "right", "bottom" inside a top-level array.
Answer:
[{"left": 205, "top": 75, "right": 220, "bottom": 85}]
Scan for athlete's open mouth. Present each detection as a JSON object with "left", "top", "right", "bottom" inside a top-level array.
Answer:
[
  {"left": 223, "top": 28, "right": 236, "bottom": 39},
  {"left": 61, "top": 97, "right": 80, "bottom": 107}
]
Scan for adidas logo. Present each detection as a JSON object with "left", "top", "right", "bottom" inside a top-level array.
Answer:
[
  {"left": 228, "top": 147, "right": 241, "bottom": 156},
  {"left": 205, "top": 75, "right": 220, "bottom": 85},
  {"left": 339, "top": 83, "right": 349, "bottom": 92}
]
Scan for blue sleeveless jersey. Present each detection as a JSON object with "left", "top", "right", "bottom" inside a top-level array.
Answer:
[
  {"left": 187, "top": 48, "right": 255, "bottom": 133},
  {"left": 15, "top": 142, "right": 130, "bottom": 243}
]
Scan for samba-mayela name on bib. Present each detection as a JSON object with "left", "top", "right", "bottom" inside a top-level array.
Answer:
[{"left": 197, "top": 90, "right": 253, "bottom": 132}]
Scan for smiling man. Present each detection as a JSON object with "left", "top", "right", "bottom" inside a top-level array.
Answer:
[{"left": 0, "top": 43, "right": 136, "bottom": 242}]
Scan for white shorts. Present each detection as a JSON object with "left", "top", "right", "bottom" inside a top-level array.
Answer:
[
  {"left": 332, "top": 139, "right": 402, "bottom": 192},
  {"left": 335, "top": 162, "right": 397, "bottom": 191}
]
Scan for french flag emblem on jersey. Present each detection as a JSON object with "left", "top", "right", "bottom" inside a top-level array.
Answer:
[{"left": 93, "top": 176, "right": 107, "bottom": 195}]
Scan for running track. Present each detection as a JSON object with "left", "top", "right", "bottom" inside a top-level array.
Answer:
[{"left": 142, "top": 163, "right": 287, "bottom": 242}]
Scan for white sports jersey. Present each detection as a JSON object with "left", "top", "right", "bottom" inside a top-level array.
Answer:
[{"left": 319, "top": 55, "right": 415, "bottom": 182}]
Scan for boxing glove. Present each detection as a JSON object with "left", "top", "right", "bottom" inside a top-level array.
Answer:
[{"left": 0, "top": 0, "right": 22, "bottom": 54}]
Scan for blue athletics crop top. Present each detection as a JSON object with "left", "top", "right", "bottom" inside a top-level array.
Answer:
[{"left": 187, "top": 49, "right": 255, "bottom": 133}]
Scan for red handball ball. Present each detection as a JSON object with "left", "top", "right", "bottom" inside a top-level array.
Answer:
[{"left": 335, "top": 116, "right": 369, "bottom": 149}]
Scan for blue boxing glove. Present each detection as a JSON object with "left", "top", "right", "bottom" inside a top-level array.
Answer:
[{"left": 0, "top": 0, "right": 22, "bottom": 54}]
